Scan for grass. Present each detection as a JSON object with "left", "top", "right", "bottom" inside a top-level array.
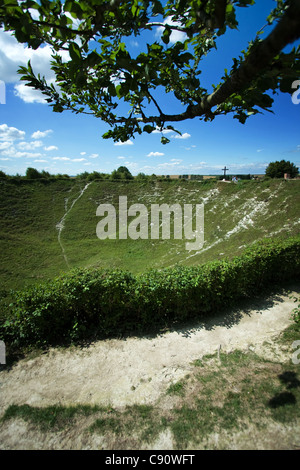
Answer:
[
  {"left": 1, "top": 403, "right": 106, "bottom": 432},
  {"left": 2, "top": 319, "right": 300, "bottom": 449},
  {"left": 167, "top": 380, "right": 186, "bottom": 396},
  {"left": 89, "top": 404, "right": 164, "bottom": 445},
  {"left": 0, "top": 178, "right": 82, "bottom": 290},
  {"left": 1, "top": 178, "right": 300, "bottom": 291}
]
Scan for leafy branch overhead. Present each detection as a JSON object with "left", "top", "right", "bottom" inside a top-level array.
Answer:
[{"left": 1, "top": 0, "right": 300, "bottom": 143}]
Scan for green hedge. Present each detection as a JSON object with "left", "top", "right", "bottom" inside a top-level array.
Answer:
[{"left": 1, "top": 236, "right": 300, "bottom": 349}]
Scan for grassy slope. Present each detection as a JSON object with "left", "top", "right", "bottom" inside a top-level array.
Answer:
[
  {"left": 0, "top": 179, "right": 84, "bottom": 290},
  {"left": 0, "top": 177, "right": 299, "bottom": 291}
]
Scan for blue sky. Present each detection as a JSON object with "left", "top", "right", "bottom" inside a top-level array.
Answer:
[{"left": 0, "top": 1, "right": 299, "bottom": 177}]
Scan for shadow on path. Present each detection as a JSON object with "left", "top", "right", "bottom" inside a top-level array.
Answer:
[{"left": 159, "top": 281, "right": 300, "bottom": 339}]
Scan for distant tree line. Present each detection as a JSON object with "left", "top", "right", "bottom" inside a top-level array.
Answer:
[
  {"left": 0, "top": 160, "right": 298, "bottom": 181},
  {"left": 0, "top": 166, "right": 169, "bottom": 181},
  {"left": 0, "top": 166, "right": 136, "bottom": 181}
]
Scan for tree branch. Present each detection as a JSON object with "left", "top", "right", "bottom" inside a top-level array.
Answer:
[
  {"left": 143, "top": 0, "right": 300, "bottom": 124},
  {"left": 145, "top": 21, "right": 188, "bottom": 32},
  {"left": 146, "top": 89, "right": 164, "bottom": 117},
  {"left": 202, "top": 0, "right": 300, "bottom": 112},
  {"left": 31, "top": 19, "right": 93, "bottom": 38}
]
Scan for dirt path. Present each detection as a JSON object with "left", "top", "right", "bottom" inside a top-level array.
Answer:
[{"left": 1, "top": 285, "right": 299, "bottom": 416}]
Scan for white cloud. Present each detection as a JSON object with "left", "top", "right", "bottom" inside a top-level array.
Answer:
[
  {"left": 157, "top": 161, "right": 181, "bottom": 169},
  {"left": 0, "top": 29, "right": 69, "bottom": 103},
  {"left": 34, "top": 159, "right": 48, "bottom": 163},
  {"left": 114, "top": 140, "right": 134, "bottom": 146},
  {"left": 22, "top": 152, "right": 44, "bottom": 159},
  {"left": 14, "top": 83, "right": 47, "bottom": 104},
  {"left": 155, "top": 17, "right": 187, "bottom": 44},
  {"left": 18, "top": 141, "right": 43, "bottom": 150},
  {"left": 80, "top": 151, "right": 86, "bottom": 155},
  {"left": 64, "top": 13, "right": 84, "bottom": 35},
  {"left": 123, "top": 161, "right": 138, "bottom": 170},
  {"left": 117, "top": 156, "right": 125, "bottom": 159},
  {"left": 0, "top": 141, "right": 13, "bottom": 150},
  {"left": 0, "top": 30, "right": 28, "bottom": 83},
  {"left": 72, "top": 158, "right": 86, "bottom": 162},
  {"left": 174, "top": 132, "right": 191, "bottom": 139},
  {"left": 53, "top": 156, "right": 70, "bottom": 161},
  {"left": 27, "top": 8, "right": 40, "bottom": 20},
  {"left": 1, "top": 147, "right": 43, "bottom": 158},
  {"left": 44, "top": 145, "right": 58, "bottom": 151},
  {"left": 184, "top": 145, "right": 196, "bottom": 150},
  {"left": 147, "top": 151, "right": 165, "bottom": 157},
  {"left": 0, "top": 124, "right": 25, "bottom": 141},
  {"left": 90, "top": 153, "right": 99, "bottom": 158},
  {"left": 31, "top": 129, "right": 53, "bottom": 139}
]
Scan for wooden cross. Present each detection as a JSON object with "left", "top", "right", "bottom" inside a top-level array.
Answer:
[{"left": 222, "top": 166, "right": 229, "bottom": 179}]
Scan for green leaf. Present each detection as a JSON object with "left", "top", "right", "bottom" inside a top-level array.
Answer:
[
  {"left": 115, "top": 85, "right": 122, "bottom": 99},
  {"left": 280, "top": 77, "right": 294, "bottom": 93},
  {"left": 64, "top": 0, "right": 83, "bottom": 19},
  {"left": 86, "top": 51, "right": 100, "bottom": 67},
  {"left": 69, "top": 42, "right": 81, "bottom": 62},
  {"left": 152, "top": 0, "right": 164, "bottom": 16},
  {"left": 143, "top": 125, "right": 156, "bottom": 134},
  {"left": 161, "top": 136, "right": 170, "bottom": 144},
  {"left": 162, "top": 26, "right": 171, "bottom": 45},
  {"left": 131, "top": 0, "right": 140, "bottom": 17},
  {"left": 166, "top": 125, "right": 181, "bottom": 136}
]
